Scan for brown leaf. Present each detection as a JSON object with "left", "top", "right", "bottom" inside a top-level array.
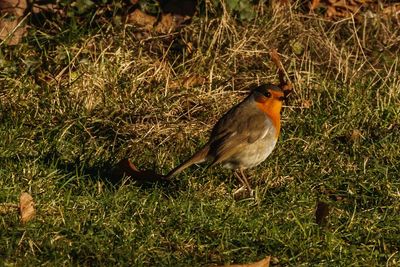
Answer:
[
  {"left": 154, "top": 13, "right": 177, "bottom": 34},
  {"left": 32, "top": 3, "right": 64, "bottom": 15},
  {"left": 110, "top": 159, "right": 165, "bottom": 185},
  {"left": 0, "top": 0, "right": 27, "bottom": 17},
  {"left": 310, "top": 0, "right": 321, "bottom": 11},
  {"left": 126, "top": 9, "right": 157, "bottom": 30},
  {"left": 0, "top": 18, "right": 28, "bottom": 45},
  {"left": 381, "top": 3, "right": 400, "bottom": 17},
  {"left": 326, "top": 6, "right": 338, "bottom": 17},
  {"left": 315, "top": 201, "right": 329, "bottom": 226},
  {"left": 216, "top": 256, "right": 271, "bottom": 267},
  {"left": 20, "top": 192, "right": 35, "bottom": 224}
]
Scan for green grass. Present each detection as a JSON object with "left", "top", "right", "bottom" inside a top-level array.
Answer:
[{"left": 1, "top": 2, "right": 400, "bottom": 266}]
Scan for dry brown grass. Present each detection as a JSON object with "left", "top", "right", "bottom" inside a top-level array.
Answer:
[{"left": 1, "top": 1, "right": 399, "bottom": 265}]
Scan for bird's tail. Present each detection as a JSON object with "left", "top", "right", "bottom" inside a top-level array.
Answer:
[{"left": 164, "top": 144, "right": 210, "bottom": 179}]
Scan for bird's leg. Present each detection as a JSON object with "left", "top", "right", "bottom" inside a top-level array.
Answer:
[
  {"left": 239, "top": 168, "right": 253, "bottom": 193},
  {"left": 233, "top": 168, "right": 253, "bottom": 197}
]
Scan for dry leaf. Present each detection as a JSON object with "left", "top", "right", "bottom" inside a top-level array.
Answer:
[
  {"left": 110, "top": 159, "right": 165, "bottom": 185},
  {"left": 315, "top": 201, "right": 329, "bottom": 226},
  {"left": 310, "top": 0, "right": 321, "bottom": 10},
  {"left": 155, "top": 13, "right": 176, "bottom": 33},
  {"left": 20, "top": 192, "right": 35, "bottom": 223},
  {"left": 32, "top": 3, "right": 63, "bottom": 15},
  {"left": 381, "top": 4, "right": 400, "bottom": 17},
  {"left": 0, "top": 18, "right": 28, "bottom": 45},
  {"left": 0, "top": 0, "right": 27, "bottom": 17},
  {"left": 311, "top": 0, "right": 399, "bottom": 20},
  {"left": 127, "top": 9, "right": 157, "bottom": 30},
  {"left": 216, "top": 256, "right": 271, "bottom": 267}
]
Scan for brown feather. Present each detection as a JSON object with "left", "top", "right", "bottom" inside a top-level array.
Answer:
[{"left": 165, "top": 144, "right": 211, "bottom": 179}]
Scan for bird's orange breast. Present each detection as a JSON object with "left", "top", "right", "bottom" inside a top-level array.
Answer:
[{"left": 255, "top": 98, "right": 282, "bottom": 139}]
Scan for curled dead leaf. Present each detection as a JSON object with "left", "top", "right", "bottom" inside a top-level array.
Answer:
[
  {"left": 110, "top": 159, "right": 165, "bottom": 185},
  {"left": 20, "top": 192, "right": 35, "bottom": 224}
]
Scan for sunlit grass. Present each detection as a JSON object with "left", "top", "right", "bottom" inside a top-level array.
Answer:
[{"left": 1, "top": 2, "right": 399, "bottom": 266}]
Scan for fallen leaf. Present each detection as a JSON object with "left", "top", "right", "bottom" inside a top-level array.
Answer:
[
  {"left": 315, "top": 201, "right": 329, "bottom": 226},
  {"left": 32, "top": 3, "right": 64, "bottom": 15},
  {"left": 110, "top": 159, "right": 165, "bottom": 185},
  {"left": 155, "top": 13, "right": 176, "bottom": 33},
  {"left": 381, "top": 3, "right": 400, "bottom": 17},
  {"left": 0, "top": 0, "right": 27, "bottom": 17},
  {"left": 0, "top": 18, "right": 28, "bottom": 45},
  {"left": 20, "top": 192, "right": 35, "bottom": 224},
  {"left": 127, "top": 9, "right": 157, "bottom": 30},
  {"left": 310, "top": 0, "right": 321, "bottom": 11},
  {"left": 216, "top": 256, "right": 271, "bottom": 267}
]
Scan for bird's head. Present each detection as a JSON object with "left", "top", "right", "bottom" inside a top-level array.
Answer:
[
  {"left": 252, "top": 83, "right": 287, "bottom": 106},
  {"left": 252, "top": 83, "right": 289, "bottom": 137}
]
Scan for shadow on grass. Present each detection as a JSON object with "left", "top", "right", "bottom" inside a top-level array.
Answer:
[
  {"left": 40, "top": 150, "right": 198, "bottom": 198},
  {"left": 41, "top": 149, "right": 179, "bottom": 193}
]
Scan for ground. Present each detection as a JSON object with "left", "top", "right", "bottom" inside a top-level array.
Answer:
[{"left": 1, "top": 2, "right": 399, "bottom": 266}]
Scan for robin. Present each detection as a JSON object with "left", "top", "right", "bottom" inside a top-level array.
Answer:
[{"left": 165, "top": 83, "right": 289, "bottom": 192}]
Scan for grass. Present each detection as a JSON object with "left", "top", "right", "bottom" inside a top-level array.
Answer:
[{"left": 1, "top": 1, "right": 400, "bottom": 266}]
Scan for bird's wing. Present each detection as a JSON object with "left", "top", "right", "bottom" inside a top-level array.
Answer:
[{"left": 209, "top": 101, "right": 274, "bottom": 165}]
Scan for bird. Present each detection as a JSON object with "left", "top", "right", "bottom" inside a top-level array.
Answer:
[{"left": 165, "top": 83, "right": 289, "bottom": 192}]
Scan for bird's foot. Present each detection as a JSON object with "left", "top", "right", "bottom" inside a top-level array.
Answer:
[{"left": 233, "top": 185, "right": 254, "bottom": 200}]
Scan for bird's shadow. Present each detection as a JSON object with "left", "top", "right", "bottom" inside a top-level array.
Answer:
[{"left": 42, "top": 149, "right": 177, "bottom": 194}]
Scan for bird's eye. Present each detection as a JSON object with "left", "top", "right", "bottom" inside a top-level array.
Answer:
[{"left": 264, "top": 91, "right": 271, "bottom": 98}]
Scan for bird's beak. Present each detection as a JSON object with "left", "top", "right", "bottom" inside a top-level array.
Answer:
[{"left": 278, "top": 95, "right": 287, "bottom": 101}]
